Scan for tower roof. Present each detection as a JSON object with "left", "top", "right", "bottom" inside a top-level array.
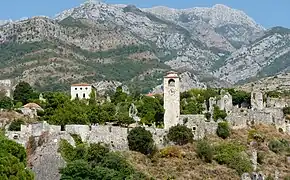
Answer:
[{"left": 164, "top": 71, "right": 179, "bottom": 78}]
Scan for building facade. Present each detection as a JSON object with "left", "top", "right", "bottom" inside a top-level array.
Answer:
[
  {"left": 70, "top": 83, "right": 93, "bottom": 100},
  {"left": 163, "top": 71, "right": 180, "bottom": 130}
]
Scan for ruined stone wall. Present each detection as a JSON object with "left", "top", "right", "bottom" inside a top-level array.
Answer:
[
  {"left": 0, "top": 79, "right": 12, "bottom": 98},
  {"left": 227, "top": 109, "right": 249, "bottom": 129},
  {"left": 266, "top": 97, "right": 289, "bottom": 108},
  {"left": 179, "top": 115, "right": 218, "bottom": 140}
]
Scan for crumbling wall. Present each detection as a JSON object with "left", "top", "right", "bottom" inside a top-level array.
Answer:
[
  {"left": 251, "top": 91, "right": 264, "bottom": 110},
  {"left": 266, "top": 98, "right": 288, "bottom": 108},
  {"left": 227, "top": 110, "right": 249, "bottom": 129},
  {"left": 89, "top": 125, "right": 129, "bottom": 150},
  {"left": 180, "top": 115, "right": 218, "bottom": 140}
]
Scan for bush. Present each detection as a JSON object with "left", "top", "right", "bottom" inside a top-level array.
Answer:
[
  {"left": 214, "top": 142, "right": 251, "bottom": 175},
  {"left": 214, "top": 142, "right": 245, "bottom": 165},
  {"left": 127, "top": 127, "right": 155, "bottom": 155},
  {"left": 8, "top": 119, "right": 25, "bottom": 131},
  {"left": 283, "top": 107, "right": 290, "bottom": 115},
  {"left": 228, "top": 154, "right": 253, "bottom": 175},
  {"left": 167, "top": 124, "right": 194, "bottom": 145},
  {"left": 257, "top": 151, "right": 265, "bottom": 164},
  {"left": 160, "top": 146, "right": 183, "bottom": 158},
  {"left": 213, "top": 106, "right": 227, "bottom": 121},
  {"left": 88, "top": 143, "right": 110, "bottom": 166},
  {"left": 248, "top": 129, "right": 265, "bottom": 144},
  {"left": 216, "top": 121, "right": 231, "bottom": 139},
  {"left": 0, "top": 96, "right": 13, "bottom": 109},
  {"left": 196, "top": 140, "right": 214, "bottom": 163},
  {"left": 268, "top": 139, "right": 289, "bottom": 154}
]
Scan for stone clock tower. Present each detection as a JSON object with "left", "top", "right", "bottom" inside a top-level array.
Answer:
[{"left": 163, "top": 71, "right": 180, "bottom": 130}]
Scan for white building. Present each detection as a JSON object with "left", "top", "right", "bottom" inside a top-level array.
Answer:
[
  {"left": 163, "top": 71, "right": 180, "bottom": 130},
  {"left": 71, "top": 83, "right": 93, "bottom": 100}
]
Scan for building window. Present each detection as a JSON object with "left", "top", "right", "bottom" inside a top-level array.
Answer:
[
  {"left": 83, "top": 93, "right": 86, "bottom": 98},
  {"left": 193, "top": 127, "right": 196, "bottom": 131},
  {"left": 76, "top": 93, "right": 79, "bottom": 98},
  {"left": 168, "top": 79, "right": 175, "bottom": 87},
  {"left": 85, "top": 87, "right": 88, "bottom": 90},
  {"left": 80, "top": 88, "right": 83, "bottom": 90},
  {"left": 75, "top": 88, "right": 77, "bottom": 90}
]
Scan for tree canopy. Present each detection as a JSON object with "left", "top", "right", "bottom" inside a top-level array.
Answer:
[
  {"left": 0, "top": 133, "right": 34, "bottom": 179},
  {"left": 13, "top": 81, "right": 38, "bottom": 105}
]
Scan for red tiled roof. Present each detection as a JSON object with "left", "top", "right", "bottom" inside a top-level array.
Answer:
[{"left": 71, "top": 83, "right": 91, "bottom": 87}]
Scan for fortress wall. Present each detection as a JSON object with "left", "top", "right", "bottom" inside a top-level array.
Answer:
[
  {"left": 227, "top": 111, "right": 249, "bottom": 129},
  {"left": 65, "top": 125, "right": 90, "bottom": 141}
]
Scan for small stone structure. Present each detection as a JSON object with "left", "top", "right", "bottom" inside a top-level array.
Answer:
[
  {"left": 0, "top": 79, "right": 12, "bottom": 98},
  {"left": 251, "top": 90, "right": 264, "bottom": 110}
]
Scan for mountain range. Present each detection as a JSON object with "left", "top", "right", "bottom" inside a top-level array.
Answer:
[{"left": 0, "top": 1, "right": 289, "bottom": 93}]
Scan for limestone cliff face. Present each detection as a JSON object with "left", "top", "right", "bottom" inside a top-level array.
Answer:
[
  {"left": 0, "top": 1, "right": 289, "bottom": 92},
  {"left": 214, "top": 27, "right": 290, "bottom": 84}
]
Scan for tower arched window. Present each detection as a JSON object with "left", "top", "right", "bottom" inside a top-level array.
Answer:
[{"left": 168, "top": 79, "right": 175, "bottom": 87}]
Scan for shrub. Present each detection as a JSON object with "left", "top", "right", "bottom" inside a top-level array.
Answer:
[
  {"left": 268, "top": 139, "right": 289, "bottom": 154},
  {"left": 8, "top": 119, "right": 25, "bottom": 131},
  {"left": 213, "top": 105, "right": 227, "bottom": 121},
  {"left": 228, "top": 154, "right": 253, "bottom": 175},
  {"left": 214, "top": 142, "right": 251, "bottom": 175},
  {"left": 196, "top": 140, "right": 214, "bottom": 163},
  {"left": 257, "top": 151, "right": 265, "bottom": 164},
  {"left": 204, "top": 112, "right": 211, "bottom": 121},
  {"left": 248, "top": 129, "right": 265, "bottom": 144},
  {"left": 88, "top": 143, "right": 110, "bottom": 166},
  {"left": 283, "top": 107, "right": 290, "bottom": 115},
  {"left": 167, "top": 125, "right": 194, "bottom": 146},
  {"left": 160, "top": 146, "right": 183, "bottom": 158},
  {"left": 214, "top": 142, "right": 245, "bottom": 165},
  {"left": 216, "top": 121, "right": 231, "bottom": 139},
  {"left": 127, "top": 127, "right": 155, "bottom": 155},
  {"left": 0, "top": 96, "right": 13, "bottom": 109}
]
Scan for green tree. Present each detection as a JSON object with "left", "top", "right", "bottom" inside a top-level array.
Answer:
[
  {"left": 0, "top": 97, "right": 13, "bottom": 109},
  {"left": 127, "top": 127, "right": 155, "bottom": 155},
  {"left": 167, "top": 125, "right": 194, "bottom": 145},
  {"left": 13, "top": 81, "right": 38, "bottom": 104},
  {"left": 137, "top": 96, "right": 164, "bottom": 126},
  {"left": 217, "top": 121, "right": 231, "bottom": 139},
  {"left": 8, "top": 119, "right": 25, "bottom": 131},
  {"left": 111, "top": 86, "right": 129, "bottom": 104},
  {"left": 213, "top": 105, "right": 227, "bottom": 121},
  {"left": 59, "top": 138, "right": 147, "bottom": 179},
  {"left": 0, "top": 134, "right": 34, "bottom": 179},
  {"left": 89, "top": 90, "right": 97, "bottom": 105},
  {"left": 116, "top": 112, "right": 135, "bottom": 127},
  {"left": 226, "top": 89, "right": 251, "bottom": 107}
]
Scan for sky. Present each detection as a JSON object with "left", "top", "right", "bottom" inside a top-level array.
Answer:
[{"left": 0, "top": 0, "right": 288, "bottom": 28}]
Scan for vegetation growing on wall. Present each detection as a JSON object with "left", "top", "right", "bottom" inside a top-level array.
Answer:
[{"left": 58, "top": 136, "right": 148, "bottom": 179}]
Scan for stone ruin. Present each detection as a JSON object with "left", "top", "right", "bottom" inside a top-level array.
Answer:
[{"left": 0, "top": 79, "right": 12, "bottom": 98}]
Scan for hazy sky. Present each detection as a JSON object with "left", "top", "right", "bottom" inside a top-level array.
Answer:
[{"left": 0, "top": 0, "right": 288, "bottom": 28}]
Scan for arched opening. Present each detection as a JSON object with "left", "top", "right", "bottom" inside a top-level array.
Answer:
[
  {"left": 76, "top": 93, "right": 79, "bottom": 98},
  {"left": 83, "top": 93, "right": 86, "bottom": 98},
  {"left": 168, "top": 79, "right": 175, "bottom": 87},
  {"left": 278, "top": 128, "right": 284, "bottom": 133}
]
